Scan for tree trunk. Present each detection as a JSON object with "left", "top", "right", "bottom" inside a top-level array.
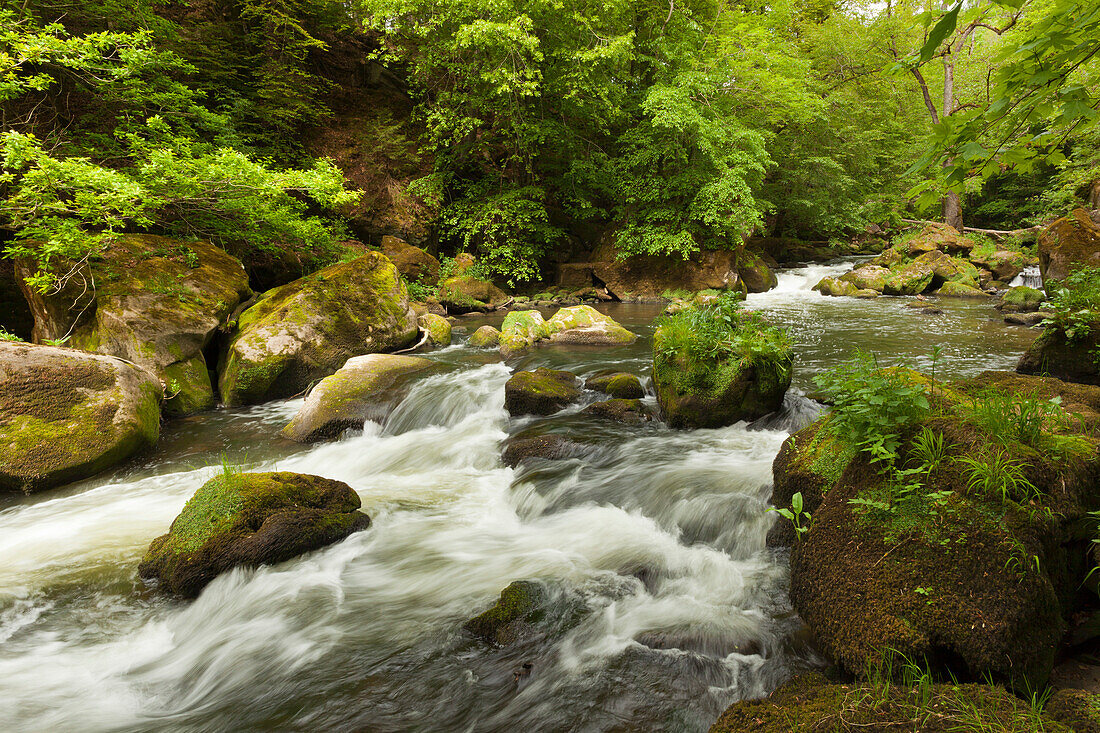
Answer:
[
  {"left": 944, "top": 190, "right": 963, "bottom": 230},
  {"left": 1091, "top": 179, "right": 1100, "bottom": 210}
]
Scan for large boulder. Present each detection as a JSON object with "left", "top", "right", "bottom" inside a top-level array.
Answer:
[
  {"left": 563, "top": 240, "right": 748, "bottom": 299},
  {"left": 499, "top": 310, "right": 551, "bottom": 357},
  {"left": 812, "top": 276, "right": 859, "bottom": 297},
  {"left": 970, "top": 248, "right": 1035, "bottom": 283},
  {"left": 15, "top": 235, "right": 251, "bottom": 415},
  {"left": 1040, "top": 208, "right": 1100, "bottom": 287},
  {"left": 0, "top": 342, "right": 161, "bottom": 493},
  {"left": 504, "top": 368, "right": 581, "bottom": 416},
  {"left": 737, "top": 251, "right": 778, "bottom": 293},
  {"left": 1017, "top": 327, "right": 1100, "bottom": 385},
  {"left": 380, "top": 236, "right": 441, "bottom": 286},
  {"left": 546, "top": 305, "right": 636, "bottom": 346},
  {"left": 218, "top": 252, "right": 418, "bottom": 406},
  {"left": 437, "top": 276, "right": 510, "bottom": 313},
  {"left": 840, "top": 265, "right": 891, "bottom": 292},
  {"left": 281, "top": 354, "right": 436, "bottom": 442},
  {"left": 883, "top": 250, "right": 978, "bottom": 296},
  {"left": 652, "top": 314, "right": 792, "bottom": 429},
  {"left": 468, "top": 325, "right": 501, "bottom": 348},
  {"left": 779, "top": 372, "right": 1100, "bottom": 691},
  {"left": 139, "top": 471, "right": 370, "bottom": 597},
  {"left": 935, "top": 281, "right": 988, "bottom": 298}
]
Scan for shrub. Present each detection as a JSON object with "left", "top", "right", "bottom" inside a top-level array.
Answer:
[{"left": 1042, "top": 266, "right": 1100, "bottom": 341}]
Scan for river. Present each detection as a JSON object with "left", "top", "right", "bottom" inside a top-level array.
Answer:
[{"left": 0, "top": 261, "right": 1039, "bottom": 732}]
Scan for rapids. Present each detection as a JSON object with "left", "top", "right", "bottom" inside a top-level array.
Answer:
[{"left": 0, "top": 261, "right": 1039, "bottom": 732}]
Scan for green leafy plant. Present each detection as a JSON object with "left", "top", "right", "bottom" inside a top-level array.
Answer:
[
  {"left": 813, "top": 350, "right": 931, "bottom": 468},
  {"left": 0, "top": 328, "right": 24, "bottom": 342},
  {"left": 964, "top": 389, "right": 1069, "bottom": 448},
  {"left": 769, "top": 492, "right": 812, "bottom": 540},
  {"left": 1042, "top": 267, "right": 1100, "bottom": 342},
  {"left": 956, "top": 451, "right": 1039, "bottom": 506}
]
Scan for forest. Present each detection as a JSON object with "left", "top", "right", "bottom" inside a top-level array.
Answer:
[{"left": 2, "top": 0, "right": 1100, "bottom": 731}]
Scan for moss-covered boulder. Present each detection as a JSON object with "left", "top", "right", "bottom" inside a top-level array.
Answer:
[
  {"left": 709, "top": 673, "right": 1074, "bottom": 733},
  {"left": 380, "top": 235, "right": 441, "bottom": 286},
  {"left": 998, "top": 285, "right": 1045, "bottom": 313},
  {"left": 499, "top": 309, "right": 552, "bottom": 357},
  {"left": 813, "top": 276, "right": 859, "bottom": 297},
  {"left": 1046, "top": 688, "right": 1100, "bottom": 732},
  {"left": 1040, "top": 208, "right": 1100, "bottom": 287},
  {"left": 139, "top": 471, "right": 369, "bottom": 597},
  {"left": 504, "top": 368, "right": 581, "bottom": 416},
  {"left": 417, "top": 313, "right": 452, "bottom": 348},
  {"left": 0, "top": 342, "right": 161, "bottom": 493},
  {"left": 870, "top": 245, "right": 908, "bottom": 268},
  {"left": 935, "top": 281, "right": 988, "bottom": 298},
  {"left": 581, "top": 398, "right": 653, "bottom": 424},
  {"left": 437, "top": 276, "right": 509, "bottom": 313},
  {"left": 545, "top": 305, "right": 637, "bottom": 346},
  {"left": 652, "top": 309, "right": 792, "bottom": 429},
  {"left": 585, "top": 372, "right": 645, "bottom": 399},
  {"left": 779, "top": 371, "right": 1100, "bottom": 691},
  {"left": 463, "top": 580, "right": 549, "bottom": 645},
  {"left": 282, "top": 354, "right": 436, "bottom": 442},
  {"left": 219, "top": 252, "right": 418, "bottom": 406},
  {"left": 1017, "top": 326, "right": 1100, "bottom": 385},
  {"left": 468, "top": 325, "right": 501, "bottom": 348},
  {"left": 841, "top": 265, "right": 891, "bottom": 292},
  {"left": 15, "top": 235, "right": 251, "bottom": 415},
  {"left": 970, "top": 248, "right": 1034, "bottom": 283},
  {"left": 738, "top": 251, "right": 778, "bottom": 293}
]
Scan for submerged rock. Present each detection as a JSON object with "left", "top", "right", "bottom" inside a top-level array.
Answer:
[
  {"left": 546, "top": 305, "right": 636, "bottom": 346},
  {"left": 504, "top": 368, "right": 581, "bottom": 416},
  {"left": 585, "top": 372, "right": 645, "bottom": 399},
  {"left": 15, "top": 235, "right": 251, "bottom": 415},
  {"left": 581, "top": 398, "right": 652, "bottom": 424},
  {"left": 0, "top": 342, "right": 161, "bottom": 493},
  {"left": 468, "top": 325, "right": 501, "bottom": 348},
  {"left": 282, "top": 354, "right": 436, "bottom": 442},
  {"left": 218, "top": 252, "right": 418, "bottom": 406},
  {"left": 501, "top": 434, "right": 587, "bottom": 467},
  {"left": 139, "top": 471, "right": 370, "bottom": 597},
  {"left": 417, "top": 313, "right": 452, "bottom": 347},
  {"left": 463, "top": 580, "right": 549, "bottom": 645}
]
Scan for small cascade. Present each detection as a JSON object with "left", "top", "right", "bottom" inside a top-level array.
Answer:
[{"left": 1009, "top": 265, "right": 1042, "bottom": 289}]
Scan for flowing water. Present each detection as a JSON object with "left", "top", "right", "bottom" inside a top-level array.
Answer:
[{"left": 0, "top": 261, "right": 1040, "bottom": 732}]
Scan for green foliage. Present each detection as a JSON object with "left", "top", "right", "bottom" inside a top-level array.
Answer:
[
  {"left": 770, "top": 491, "right": 812, "bottom": 540},
  {"left": 1042, "top": 267, "right": 1100, "bottom": 341},
  {"left": 813, "top": 351, "right": 931, "bottom": 468},
  {"left": 963, "top": 389, "right": 1071, "bottom": 448},
  {"left": 956, "top": 450, "right": 1039, "bottom": 506},
  {"left": 0, "top": 327, "right": 24, "bottom": 342},
  {"left": 654, "top": 292, "right": 791, "bottom": 384}
]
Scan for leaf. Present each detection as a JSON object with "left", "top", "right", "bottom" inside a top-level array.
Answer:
[
  {"left": 920, "top": 3, "right": 962, "bottom": 64},
  {"left": 792, "top": 492, "right": 803, "bottom": 513}
]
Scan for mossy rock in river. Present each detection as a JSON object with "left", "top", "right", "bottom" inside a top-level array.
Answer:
[
  {"left": 581, "top": 398, "right": 653, "bottom": 424},
  {"left": 585, "top": 371, "right": 645, "bottom": 399},
  {"left": 417, "top": 313, "right": 452, "bottom": 347},
  {"left": 737, "top": 251, "right": 778, "bottom": 293},
  {"left": 282, "top": 354, "right": 437, "bottom": 442},
  {"left": 15, "top": 234, "right": 252, "bottom": 416},
  {"left": 883, "top": 251, "right": 977, "bottom": 296},
  {"left": 840, "top": 265, "right": 892, "bottom": 293},
  {"left": 380, "top": 235, "right": 441, "bottom": 286},
  {"left": 468, "top": 325, "right": 501, "bottom": 348},
  {"left": 708, "top": 673, "right": 1075, "bottom": 733},
  {"left": 499, "top": 309, "right": 552, "bottom": 357},
  {"left": 218, "top": 252, "right": 418, "bottom": 406},
  {"left": 652, "top": 323, "right": 792, "bottom": 429},
  {"left": 463, "top": 580, "right": 549, "bottom": 645},
  {"left": 504, "top": 368, "right": 581, "bottom": 416},
  {"left": 812, "top": 276, "right": 859, "bottom": 297},
  {"left": 1017, "top": 324, "right": 1100, "bottom": 386},
  {"left": 779, "top": 370, "right": 1100, "bottom": 691},
  {"left": 546, "top": 305, "right": 637, "bottom": 346},
  {"left": 998, "top": 285, "right": 1045, "bottom": 313},
  {"left": 139, "top": 471, "right": 370, "bottom": 597},
  {"left": 0, "top": 342, "right": 161, "bottom": 493},
  {"left": 935, "top": 280, "right": 988, "bottom": 298}
]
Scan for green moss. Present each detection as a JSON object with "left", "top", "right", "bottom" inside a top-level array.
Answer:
[{"left": 463, "top": 580, "right": 547, "bottom": 643}]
